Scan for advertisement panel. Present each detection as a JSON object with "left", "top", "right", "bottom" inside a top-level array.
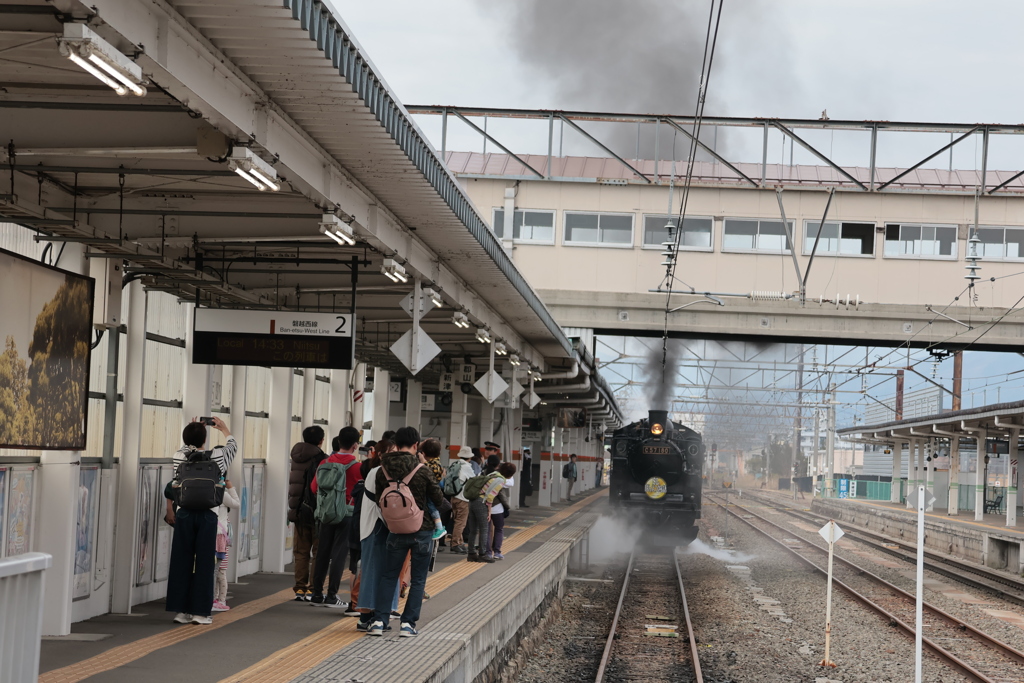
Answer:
[{"left": 0, "top": 247, "right": 94, "bottom": 449}]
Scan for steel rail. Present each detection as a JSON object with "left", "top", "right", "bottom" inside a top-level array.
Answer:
[
  {"left": 594, "top": 548, "right": 637, "bottom": 683},
  {"left": 675, "top": 550, "right": 704, "bottom": 683},
  {"left": 747, "top": 492, "right": 1024, "bottom": 607},
  {"left": 709, "top": 495, "right": 1024, "bottom": 683}
]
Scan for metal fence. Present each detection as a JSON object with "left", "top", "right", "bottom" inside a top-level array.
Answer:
[{"left": 0, "top": 552, "right": 51, "bottom": 683}]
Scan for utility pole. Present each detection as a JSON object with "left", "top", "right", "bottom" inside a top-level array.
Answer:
[
  {"left": 793, "top": 344, "right": 805, "bottom": 500},
  {"left": 813, "top": 407, "right": 822, "bottom": 497},
  {"left": 826, "top": 383, "right": 836, "bottom": 496},
  {"left": 952, "top": 351, "right": 963, "bottom": 411}
]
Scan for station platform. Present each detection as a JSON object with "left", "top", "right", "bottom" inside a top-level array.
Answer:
[
  {"left": 745, "top": 488, "right": 1024, "bottom": 576},
  {"left": 38, "top": 490, "right": 606, "bottom": 683}
]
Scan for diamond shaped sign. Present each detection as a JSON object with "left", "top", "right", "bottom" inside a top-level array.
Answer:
[
  {"left": 818, "top": 520, "right": 844, "bottom": 545},
  {"left": 398, "top": 291, "right": 429, "bottom": 317},
  {"left": 474, "top": 369, "right": 509, "bottom": 403},
  {"left": 389, "top": 326, "right": 441, "bottom": 375},
  {"left": 524, "top": 389, "right": 541, "bottom": 409},
  {"left": 907, "top": 487, "right": 936, "bottom": 510},
  {"left": 509, "top": 379, "right": 525, "bottom": 401}
]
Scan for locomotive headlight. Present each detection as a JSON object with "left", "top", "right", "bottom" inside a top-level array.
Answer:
[{"left": 651, "top": 423, "right": 664, "bottom": 436}]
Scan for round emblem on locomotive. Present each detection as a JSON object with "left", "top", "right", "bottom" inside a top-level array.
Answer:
[{"left": 644, "top": 476, "right": 668, "bottom": 499}]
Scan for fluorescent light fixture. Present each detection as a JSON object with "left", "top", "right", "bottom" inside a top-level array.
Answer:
[
  {"left": 452, "top": 311, "right": 470, "bottom": 329},
  {"left": 319, "top": 214, "right": 356, "bottom": 246},
  {"left": 494, "top": 341, "right": 508, "bottom": 356},
  {"left": 60, "top": 24, "right": 146, "bottom": 97},
  {"left": 381, "top": 258, "right": 408, "bottom": 283},
  {"left": 509, "top": 354, "right": 521, "bottom": 366},
  {"left": 424, "top": 287, "right": 443, "bottom": 308},
  {"left": 532, "top": 371, "right": 543, "bottom": 382},
  {"left": 475, "top": 327, "right": 491, "bottom": 344},
  {"left": 227, "top": 148, "right": 280, "bottom": 192}
]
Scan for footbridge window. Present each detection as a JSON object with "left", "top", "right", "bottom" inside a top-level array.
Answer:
[
  {"left": 563, "top": 211, "right": 634, "bottom": 246},
  {"left": 491, "top": 209, "right": 555, "bottom": 243},
  {"left": 976, "top": 226, "right": 1024, "bottom": 260},
  {"left": 803, "top": 221, "right": 875, "bottom": 256},
  {"left": 722, "top": 218, "right": 793, "bottom": 253},
  {"left": 883, "top": 223, "right": 957, "bottom": 259},
  {"left": 643, "top": 215, "right": 713, "bottom": 251}
]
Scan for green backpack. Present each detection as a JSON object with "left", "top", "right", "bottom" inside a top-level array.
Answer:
[
  {"left": 314, "top": 460, "right": 358, "bottom": 526},
  {"left": 463, "top": 472, "right": 499, "bottom": 501}
]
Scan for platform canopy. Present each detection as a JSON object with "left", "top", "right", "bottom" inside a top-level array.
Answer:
[
  {"left": 0, "top": 0, "right": 621, "bottom": 424},
  {"left": 838, "top": 399, "right": 1024, "bottom": 443}
]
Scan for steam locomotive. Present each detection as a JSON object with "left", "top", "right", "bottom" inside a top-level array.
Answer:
[{"left": 607, "top": 409, "right": 705, "bottom": 542}]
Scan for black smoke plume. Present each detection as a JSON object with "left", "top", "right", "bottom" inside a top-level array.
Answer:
[{"left": 644, "top": 338, "right": 682, "bottom": 410}]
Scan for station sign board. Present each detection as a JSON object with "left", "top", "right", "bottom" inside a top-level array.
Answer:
[{"left": 193, "top": 308, "right": 354, "bottom": 369}]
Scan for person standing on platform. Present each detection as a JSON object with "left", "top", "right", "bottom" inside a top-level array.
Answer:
[
  {"left": 565, "top": 453, "right": 579, "bottom": 501},
  {"left": 367, "top": 426, "right": 444, "bottom": 638},
  {"left": 288, "top": 425, "right": 327, "bottom": 601},
  {"left": 167, "top": 417, "right": 237, "bottom": 625},
  {"left": 469, "top": 447, "right": 483, "bottom": 475},
  {"left": 446, "top": 446, "right": 476, "bottom": 554},
  {"left": 519, "top": 447, "right": 533, "bottom": 508},
  {"left": 595, "top": 458, "right": 603, "bottom": 488},
  {"left": 309, "top": 428, "right": 362, "bottom": 608}
]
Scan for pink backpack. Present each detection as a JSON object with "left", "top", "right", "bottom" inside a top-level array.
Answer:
[{"left": 379, "top": 463, "right": 424, "bottom": 534}]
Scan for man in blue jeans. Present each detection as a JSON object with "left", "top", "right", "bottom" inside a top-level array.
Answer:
[{"left": 366, "top": 426, "right": 444, "bottom": 638}]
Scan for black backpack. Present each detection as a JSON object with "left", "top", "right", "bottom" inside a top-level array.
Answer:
[
  {"left": 174, "top": 450, "right": 225, "bottom": 511},
  {"left": 297, "top": 454, "right": 325, "bottom": 526},
  {"left": 562, "top": 463, "right": 571, "bottom": 479}
]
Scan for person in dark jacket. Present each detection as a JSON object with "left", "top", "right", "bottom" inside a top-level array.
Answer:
[
  {"left": 366, "top": 426, "right": 444, "bottom": 638},
  {"left": 288, "top": 425, "right": 326, "bottom": 601},
  {"left": 519, "top": 446, "right": 533, "bottom": 507}
]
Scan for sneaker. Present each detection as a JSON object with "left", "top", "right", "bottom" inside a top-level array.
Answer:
[
  {"left": 310, "top": 594, "right": 325, "bottom": 605},
  {"left": 324, "top": 597, "right": 347, "bottom": 609},
  {"left": 212, "top": 600, "right": 230, "bottom": 612},
  {"left": 192, "top": 615, "right": 213, "bottom": 625},
  {"left": 367, "top": 620, "right": 385, "bottom": 636},
  {"left": 493, "top": 553, "right": 504, "bottom": 560},
  {"left": 343, "top": 607, "right": 361, "bottom": 617},
  {"left": 173, "top": 613, "right": 193, "bottom": 624},
  {"left": 467, "top": 553, "right": 480, "bottom": 562},
  {"left": 400, "top": 622, "right": 418, "bottom": 638},
  {"left": 451, "top": 545, "right": 467, "bottom": 554},
  {"left": 356, "top": 620, "right": 370, "bottom": 631},
  {"left": 293, "top": 592, "right": 306, "bottom": 602},
  {"left": 303, "top": 590, "right": 313, "bottom": 602},
  {"left": 423, "top": 592, "right": 431, "bottom": 600},
  {"left": 431, "top": 526, "right": 446, "bottom": 540},
  {"left": 480, "top": 555, "right": 496, "bottom": 563}
]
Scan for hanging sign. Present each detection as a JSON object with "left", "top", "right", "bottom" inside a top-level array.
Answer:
[
  {"left": 458, "top": 363, "right": 476, "bottom": 384},
  {"left": 193, "top": 308, "right": 354, "bottom": 369},
  {"left": 438, "top": 372, "right": 455, "bottom": 393}
]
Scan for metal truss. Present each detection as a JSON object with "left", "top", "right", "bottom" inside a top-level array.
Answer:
[{"left": 407, "top": 105, "right": 1024, "bottom": 196}]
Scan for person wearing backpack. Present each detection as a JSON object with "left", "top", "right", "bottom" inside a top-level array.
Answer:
[
  {"left": 288, "top": 426, "right": 327, "bottom": 601},
  {"left": 563, "top": 453, "right": 579, "bottom": 502},
  {"left": 166, "top": 417, "right": 237, "bottom": 625},
  {"left": 446, "top": 446, "right": 476, "bottom": 554},
  {"left": 309, "top": 427, "right": 363, "bottom": 608},
  {"left": 366, "top": 426, "right": 444, "bottom": 638},
  {"left": 461, "top": 461, "right": 517, "bottom": 563}
]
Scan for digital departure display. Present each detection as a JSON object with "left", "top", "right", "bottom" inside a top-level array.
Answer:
[{"left": 192, "top": 309, "right": 354, "bottom": 369}]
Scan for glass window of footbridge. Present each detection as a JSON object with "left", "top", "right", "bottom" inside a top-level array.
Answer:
[
  {"left": 722, "top": 218, "right": 793, "bottom": 252},
  {"left": 492, "top": 209, "right": 555, "bottom": 243},
  {"left": 975, "top": 226, "right": 1024, "bottom": 259},
  {"left": 884, "top": 223, "right": 958, "bottom": 259},
  {"left": 563, "top": 211, "right": 634, "bottom": 246},
  {"left": 802, "top": 221, "right": 875, "bottom": 256},
  {"left": 642, "top": 215, "right": 713, "bottom": 250}
]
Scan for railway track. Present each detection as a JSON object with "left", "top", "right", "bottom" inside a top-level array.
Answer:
[
  {"left": 709, "top": 493, "right": 1024, "bottom": 683},
  {"left": 595, "top": 548, "right": 703, "bottom": 683},
  {"left": 745, "top": 490, "right": 1024, "bottom": 607}
]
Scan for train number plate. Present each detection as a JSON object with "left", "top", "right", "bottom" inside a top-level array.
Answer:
[{"left": 643, "top": 445, "right": 670, "bottom": 455}]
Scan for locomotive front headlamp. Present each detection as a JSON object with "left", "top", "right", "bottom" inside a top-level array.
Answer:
[{"left": 651, "top": 423, "right": 664, "bottom": 436}]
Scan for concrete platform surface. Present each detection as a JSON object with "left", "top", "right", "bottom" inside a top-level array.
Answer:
[{"left": 38, "top": 490, "right": 608, "bottom": 683}]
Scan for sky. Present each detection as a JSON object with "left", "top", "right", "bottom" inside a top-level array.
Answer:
[{"left": 334, "top": 1, "right": 1024, "bottom": 431}]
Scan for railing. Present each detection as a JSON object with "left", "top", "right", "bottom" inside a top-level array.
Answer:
[{"left": 0, "top": 552, "right": 51, "bottom": 683}]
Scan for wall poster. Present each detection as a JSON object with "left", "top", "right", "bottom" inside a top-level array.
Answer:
[
  {"left": 6, "top": 469, "right": 34, "bottom": 556},
  {"left": 249, "top": 467, "right": 264, "bottom": 559},
  {"left": 0, "top": 468, "right": 7, "bottom": 556},
  {"left": 136, "top": 467, "right": 159, "bottom": 585},
  {"left": 0, "top": 247, "right": 94, "bottom": 450},
  {"left": 73, "top": 467, "right": 99, "bottom": 600}
]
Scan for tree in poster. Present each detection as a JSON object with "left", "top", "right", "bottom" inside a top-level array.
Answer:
[
  {"left": 0, "top": 336, "right": 29, "bottom": 444},
  {"left": 23, "top": 278, "right": 92, "bottom": 447}
]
